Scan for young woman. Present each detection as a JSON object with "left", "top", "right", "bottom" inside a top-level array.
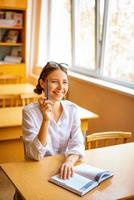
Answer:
[{"left": 22, "top": 61, "right": 84, "bottom": 179}]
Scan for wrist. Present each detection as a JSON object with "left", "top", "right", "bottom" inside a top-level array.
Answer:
[
  {"left": 65, "top": 159, "right": 74, "bottom": 165},
  {"left": 66, "top": 156, "right": 77, "bottom": 165},
  {"left": 42, "top": 118, "right": 50, "bottom": 123},
  {"left": 65, "top": 155, "right": 79, "bottom": 165}
]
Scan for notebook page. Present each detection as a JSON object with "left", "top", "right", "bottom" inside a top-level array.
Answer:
[
  {"left": 75, "top": 164, "right": 108, "bottom": 180},
  {"left": 50, "top": 174, "right": 94, "bottom": 190}
]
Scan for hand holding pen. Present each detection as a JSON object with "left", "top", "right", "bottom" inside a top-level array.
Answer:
[
  {"left": 38, "top": 80, "right": 54, "bottom": 121},
  {"left": 45, "top": 79, "right": 49, "bottom": 100}
]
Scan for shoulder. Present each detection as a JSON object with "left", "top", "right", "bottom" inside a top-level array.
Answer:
[
  {"left": 22, "top": 102, "right": 42, "bottom": 125},
  {"left": 61, "top": 100, "right": 79, "bottom": 112},
  {"left": 22, "top": 102, "right": 40, "bottom": 114}
]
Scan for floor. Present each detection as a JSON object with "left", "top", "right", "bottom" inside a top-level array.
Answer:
[{"left": 0, "top": 168, "right": 15, "bottom": 200}]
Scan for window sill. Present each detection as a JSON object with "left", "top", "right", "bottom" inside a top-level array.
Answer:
[{"left": 68, "top": 71, "right": 134, "bottom": 98}]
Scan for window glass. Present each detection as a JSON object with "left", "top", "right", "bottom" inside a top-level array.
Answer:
[
  {"left": 49, "top": 0, "right": 71, "bottom": 65},
  {"left": 38, "top": 0, "right": 48, "bottom": 66},
  {"left": 103, "top": 0, "right": 134, "bottom": 85},
  {"left": 74, "top": 0, "right": 95, "bottom": 70},
  {"left": 37, "top": 0, "right": 134, "bottom": 88}
]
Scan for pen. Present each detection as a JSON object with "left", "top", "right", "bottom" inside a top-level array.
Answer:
[{"left": 45, "top": 79, "right": 49, "bottom": 100}]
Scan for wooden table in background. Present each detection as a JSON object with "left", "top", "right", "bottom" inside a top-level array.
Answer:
[
  {"left": 78, "top": 106, "right": 98, "bottom": 134},
  {"left": 0, "top": 83, "right": 35, "bottom": 96},
  {"left": 1, "top": 142, "right": 134, "bottom": 200}
]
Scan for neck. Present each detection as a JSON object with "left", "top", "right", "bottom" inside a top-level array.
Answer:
[
  {"left": 52, "top": 101, "right": 63, "bottom": 122},
  {"left": 53, "top": 100, "right": 61, "bottom": 110}
]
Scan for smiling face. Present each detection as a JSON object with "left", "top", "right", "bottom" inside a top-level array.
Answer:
[{"left": 40, "top": 69, "right": 69, "bottom": 102}]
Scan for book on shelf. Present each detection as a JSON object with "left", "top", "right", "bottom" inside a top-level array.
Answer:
[
  {"left": 3, "top": 30, "right": 19, "bottom": 43},
  {"left": 10, "top": 47, "right": 22, "bottom": 57},
  {"left": 5, "top": 11, "right": 14, "bottom": 19},
  {"left": 13, "top": 12, "right": 23, "bottom": 27},
  {"left": 4, "top": 55, "right": 22, "bottom": 64},
  {"left": 0, "top": 11, "right": 23, "bottom": 27},
  {"left": 0, "top": 11, "right": 5, "bottom": 19},
  {"left": 0, "top": 19, "right": 16, "bottom": 26},
  {"left": 49, "top": 163, "right": 114, "bottom": 196},
  {"left": 0, "top": 29, "right": 8, "bottom": 42},
  {"left": 0, "top": 29, "right": 2, "bottom": 41}
]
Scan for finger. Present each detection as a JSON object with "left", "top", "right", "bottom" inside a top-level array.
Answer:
[
  {"left": 44, "top": 99, "right": 54, "bottom": 106},
  {"left": 60, "top": 165, "right": 65, "bottom": 179},
  {"left": 38, "top": 97, "right": 54, "bottom": 107},
  {"left": 44, "top": 104, "right": 53, "bottom": 112},
  {"left": 66, "top": 167, "right": 72, "bottom": 179},
  {"left": 63, "top": 165, "right": 68, "bottom": 179},
  {"left": 40, "top": 102, "right": 52, "bottom": 110},
  {"left": 38, "top": 97, "right": 44, "bottom": 105},
  {"left": 66, "top": 166, "right": 74, "bottom": 179},
  {"left": 70, "top": 167, "right": 74, "bottom": 177}
]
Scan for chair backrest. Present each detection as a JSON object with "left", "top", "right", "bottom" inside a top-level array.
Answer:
[
  {"left": 0, "top": 94, "right": 20, "bottom": 107},
  {"left": 21, "top": 93, "right": 41, "bottom": 106},
  {"left": 0, "top": 74, "right": 21, "bottom": 84},
  {"left": 86, "top": 131, "right": 132, "bottom": 149}
]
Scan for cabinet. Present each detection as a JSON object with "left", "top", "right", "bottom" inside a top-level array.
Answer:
[{"left": 0, "top": 0, "right": 27, "bottom": 82}]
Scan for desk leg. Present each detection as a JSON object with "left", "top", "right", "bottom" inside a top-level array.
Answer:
[{"left": 81, "top": 119, "right": 89, "bottom": 149}]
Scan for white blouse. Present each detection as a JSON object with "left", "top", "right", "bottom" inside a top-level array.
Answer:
[{"left": 22, "top": 100, "right": 85, "bottom": 160}]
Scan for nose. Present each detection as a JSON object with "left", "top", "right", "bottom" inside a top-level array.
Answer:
[{"left": 57, "top": 82, "right": 63, "bottom": 90}]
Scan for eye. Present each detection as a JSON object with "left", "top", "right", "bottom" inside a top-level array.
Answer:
[
  {"left": 51, "top": 80, "right": 58, "bottom": 83},
  {"left": 63, "top": 81, "right": 68, "bottom": 84}
]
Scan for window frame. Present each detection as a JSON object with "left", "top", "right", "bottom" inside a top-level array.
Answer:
[
  {"left": 37, "top": 0, "right": 134, "bottom": 89},
  {"left": 71, "top": 0, "right": 134, "bottom": 89}
]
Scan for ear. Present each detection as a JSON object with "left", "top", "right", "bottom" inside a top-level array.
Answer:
[{"left": 39, "top": 79, "right": 45, "bottom": 89}]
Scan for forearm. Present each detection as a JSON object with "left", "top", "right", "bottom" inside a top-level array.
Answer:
[{"left": 37, "top": 120, "right": 49, "bottom": 145}]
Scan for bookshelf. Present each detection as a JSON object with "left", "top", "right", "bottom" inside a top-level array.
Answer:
[{"left": 0, "top": 0, "right": 27, "bottom": 82}]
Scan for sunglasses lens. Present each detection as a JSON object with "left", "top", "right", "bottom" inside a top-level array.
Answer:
[
  {"left": 59, "top": 63, "right": 68, "bottom": 69},
  {"left": 47, "top": 62, "right": 58, "bottom": 68},
  {"left": 47, "top": 61, "right": 68, "bottom": 69},
  {"left": 48, "top": 61, "right": 58, "bottom": 66}
]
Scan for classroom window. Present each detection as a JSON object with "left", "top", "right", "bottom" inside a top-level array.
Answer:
[
  {"left": 38, "top": 0, "right": 48, "bottom": 66},
  {"left": 102, "top": 0, "right": 134, "bottom": 86},
  {"left": 72, "top": 0, "right": 95, "bottom": 71},
  {"left": 37, "top": 0, "right": 134, "bottom": 88},
  {"left": 38, "top": 0, "right": 71, "bottom": 66},
  {"left": 49, "top": 0, "right": 71, "bottom": 64}
]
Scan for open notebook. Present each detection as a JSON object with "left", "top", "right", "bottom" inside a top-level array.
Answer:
[{"left": 49, "top": 163, "right": 114, "bottom": 196}]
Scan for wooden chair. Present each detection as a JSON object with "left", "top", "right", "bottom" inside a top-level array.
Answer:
[
  {"left": 21, "top": 93, "right": 42, "bottom": 106},
  {"left": 86, "top": 131, "right": 132, "bottom": 149},
  {"left": 0, "top": 74, "right": 21, "bottom": 84},
  {"left": 0, "top": 94, "right": 20, "bottom": 107}
]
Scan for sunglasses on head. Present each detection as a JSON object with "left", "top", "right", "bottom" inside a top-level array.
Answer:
[
  {"left": 39, "top": 61, "right": 68, "bottom": 80},
  {"left": 46, "top": 61, "right": 68, "bottom": 69}
]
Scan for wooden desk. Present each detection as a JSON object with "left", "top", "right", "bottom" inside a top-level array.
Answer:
[
  {"left": 0, "top": 106, "right": 98, "bottom": 138},
  {"left": 1, "top": 142, "right": 134, "bottom": 200},
  {"left": 0, "top": 107, "right": 22, "bottom": 128},
  {"left": 0, "top": 107, "right": 22, "bottom": 139},
  {"left": 0, "top": 107, "right": 24, "bottom": 162},
  {"left": 0, "top": 83, "right": 35, "bottom": 96},
  {"left": 78, "top": 106, "right": 98, "bottom": 133}
]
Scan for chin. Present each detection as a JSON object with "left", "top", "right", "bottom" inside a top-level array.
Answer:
[
  {"left": 55, "top": 97, "right": 63, "bottom": 101},
  {"left": 50, "top": 97, "right": 63, "bottom": 102}
]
